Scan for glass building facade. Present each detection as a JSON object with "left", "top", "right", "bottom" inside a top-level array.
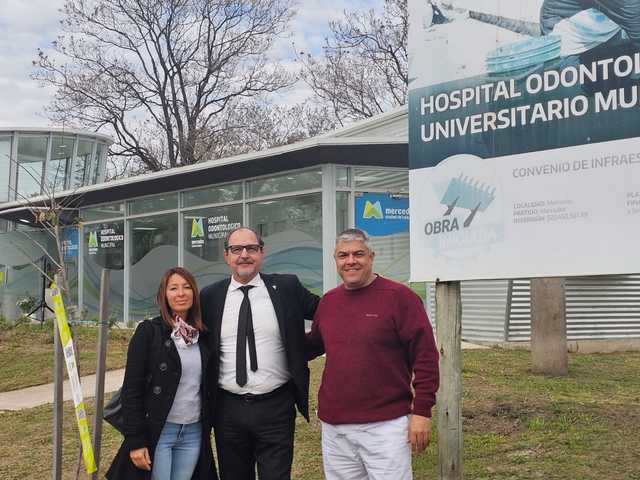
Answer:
[
  {"left": 0, "top": 128, "right": 111, "bottom": 320},
  {"left": 0, "top": 123, "right": 411, "bottom": 325},
  {"left": 0, "top": 128, "right": 110, "bottom": 204},
  {"left": 75, "top": 165, "right": 409, "bottom": 324}
]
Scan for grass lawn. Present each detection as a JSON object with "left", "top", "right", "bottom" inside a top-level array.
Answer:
[
  {"left": 0, "top": 322, "right": 639, "bottom": 479},
  {"left": 0, "top": 322, "right": 132, "bottom": 392}
]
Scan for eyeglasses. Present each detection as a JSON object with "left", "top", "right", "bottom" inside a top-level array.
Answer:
[{"left": 226, "top": 244, "right": 262, "bottom": 255}]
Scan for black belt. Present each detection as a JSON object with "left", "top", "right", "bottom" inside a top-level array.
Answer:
[{"left": 219, "top": 381, "right": 293, "bottom": 402}]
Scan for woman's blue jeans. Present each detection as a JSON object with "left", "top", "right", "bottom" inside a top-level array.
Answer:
[{"left": 152, "top": 421, "right": 202, "bottom": 480}]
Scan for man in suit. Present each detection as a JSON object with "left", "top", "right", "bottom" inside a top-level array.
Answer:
[{"left": 200, "top": 227, "right": 319, "bottom": 480}]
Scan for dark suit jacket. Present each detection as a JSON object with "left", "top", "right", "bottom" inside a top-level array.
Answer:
[
  {"left": 200, "top": 273, "right": 320, "bottom": 421},
  {"left": 106, "top": 317, "right": 217, "bottom": 480}
]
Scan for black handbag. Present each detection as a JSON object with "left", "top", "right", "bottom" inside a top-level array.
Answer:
[{"left": 103, "top": 388, "right": 125, "bottom": 433}]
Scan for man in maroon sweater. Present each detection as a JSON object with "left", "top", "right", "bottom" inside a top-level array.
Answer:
[{"left": 307, "top": 228, "right": 439, "bottom": 480}]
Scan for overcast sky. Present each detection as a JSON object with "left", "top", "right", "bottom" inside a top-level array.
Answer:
[{"left": 0, "top": 0, "right": 380, "bottom": 128}]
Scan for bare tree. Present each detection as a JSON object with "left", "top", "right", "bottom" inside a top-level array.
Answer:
[
  {"left": 105, "top": 154, "right": 137, "bottom": 181},
  {"left": 299, "top": 0, "right": 408, "bottom": 126},
  {"left": 34, "top": 0, "right": 296, "bottom": 172},
  {"left": 202, "top": 100, "right": 338, "bottom": 159}
]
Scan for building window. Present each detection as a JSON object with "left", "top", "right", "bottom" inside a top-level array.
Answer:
[
  {"left": 16, "top": 135, "right": 48, "bottom": 198},
  {"left": 128, "top": 193, "right": 178, "bottom": 215},
  {"left": 336, "top": 166, "right": 350, "bottom": 187},
  {"left": 0, "top": 136, "right": 11, "bottom": 202},
  {"left": 129, "top": 214, "right": 178, "bottom": 322},
  {"left": 182, "top": 183, "right": 242, "bottom": 208},
  {"left": 83, "top": 221, "right": 125, "bottom": 322},
  {"left": 80, "top": 202, "right": 125, "bottom": 222},
  {"left": 368, "top": 231, "right": 409, "bottom": 283},
  {"left": 248, "top": 169, "right": 322, "bottom": 198},
  {"left": 249, "top": 193, "right": 322, "bottom": 293},
  {"left": 46, "top": 136, "right": 75, "bottom": 192},
  {"left": 70, "top": 139, "right": 93, "bottom": 188},
  {"left": 93, "top": 143, "right": 106, "bottom": 184},
  {"left": 183, "top": 204, "right": 243, "bottom": 287},
  {"left": 354, "top": 168, "right": 408, "bottom": 193},
  {"left": 1, "top": 229, "right": 56, "bottom": 321}
]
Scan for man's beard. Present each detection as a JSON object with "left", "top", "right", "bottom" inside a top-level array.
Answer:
[{"left": 236, "top": 263, "right": 255, "bottom": 277}]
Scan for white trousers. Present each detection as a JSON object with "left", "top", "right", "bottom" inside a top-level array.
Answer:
[{"left": 321, "top": 415, "right": 412, "bottom": 480}]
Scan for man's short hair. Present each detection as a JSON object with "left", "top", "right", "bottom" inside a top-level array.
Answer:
[
  {"left": 224, "top": 226, "right": 265, "bottom": 249},
  {"left": 335, "top": 228, "right": 372, "bottom": 250}
]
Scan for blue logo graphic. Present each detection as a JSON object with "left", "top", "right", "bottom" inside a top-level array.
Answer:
[
  {"left": 440, "top": 174, "right": 496, "bottom": 227},
  {"left": 355, "top": 193, "right": 409, "bottom": 237}
]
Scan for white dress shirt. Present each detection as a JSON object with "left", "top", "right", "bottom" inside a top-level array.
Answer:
[{"left": 218, "top": 274, "right": 290, "bottom": 394}]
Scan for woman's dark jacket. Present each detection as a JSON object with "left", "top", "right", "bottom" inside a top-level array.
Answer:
[{"left": 106, "top": 316, "right": 218, "bottom": 480}]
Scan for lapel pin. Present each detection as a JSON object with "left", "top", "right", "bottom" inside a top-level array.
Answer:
[{"left": 272, "top": 285, "right": 277, "bottom": 290}]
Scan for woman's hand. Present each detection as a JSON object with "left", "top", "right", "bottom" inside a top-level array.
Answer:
[{"left": 129, "top": 447, "right": 152, "bottom": 471}]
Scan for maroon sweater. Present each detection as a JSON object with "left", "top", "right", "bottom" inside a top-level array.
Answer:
[{"left": 308, "top": 276, "right": 439, "bottom": 424}]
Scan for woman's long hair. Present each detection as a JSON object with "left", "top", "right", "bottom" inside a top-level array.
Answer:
[{"left": 156, "top": 267, "right": 205, "bottom": 331}]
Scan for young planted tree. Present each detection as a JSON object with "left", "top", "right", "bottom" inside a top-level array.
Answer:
[{"left": 34, "top": 0, "right": 296, "bottom": 172}]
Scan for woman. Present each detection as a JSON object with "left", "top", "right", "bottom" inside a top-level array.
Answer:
[{"left": 107, "top": 267, "right": 217, "bottom": 480}]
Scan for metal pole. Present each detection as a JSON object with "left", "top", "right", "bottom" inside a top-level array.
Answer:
[
  {"left": 52, "top": 275, "right": 63, "bottom": 480},
  {"left": 92, "top": 268, "right": 110, "bottom": 478}
]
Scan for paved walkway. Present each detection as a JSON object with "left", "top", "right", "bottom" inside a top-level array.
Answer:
[
  {"left": 0, "top": 342, "right": 487, "bottom": 411},
  {"left": 0, "top": 369, "right": 125, "bottom": 411}
]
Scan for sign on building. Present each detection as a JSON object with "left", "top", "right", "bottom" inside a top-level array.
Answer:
[
  {"left": 188, "top": 214, "right": 242, "bottom": 250},
  {"left": 62, "top": 227, "right": 79, "bottom": 261},
  {"left": 408, "top": 1, "right": 640, "bottom": 281},
  {"left": 355, "top": 193, "right": 409, "bottom": 237},
  {"left": 86, "top": 222, "right": 125, "bottom": 270}
]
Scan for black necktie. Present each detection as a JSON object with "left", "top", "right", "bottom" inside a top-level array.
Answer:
[{"left": 236, "top": 285, "right": 258, "bottom": 387}]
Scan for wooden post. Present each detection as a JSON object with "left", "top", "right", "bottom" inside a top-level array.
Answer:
[
  {"left": 435, "top": 280, "right": 463, "bottom": 480},
  {"left": 530, "top": 277, "right": 568, "bottom": 376},
  {"left": 92, "top": 269, "right": 110, "bottom": 478},
  {"left": 52, "top": 276, "right": 63, "bottom": 480}
]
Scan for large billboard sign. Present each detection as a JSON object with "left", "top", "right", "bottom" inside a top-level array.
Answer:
[{"left": 408, "top": 1, "right": 640, "bottom": 281}]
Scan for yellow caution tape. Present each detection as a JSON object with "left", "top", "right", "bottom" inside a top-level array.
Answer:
[{"left": 51, "top": 283, "right": 97, "bottom": 474}]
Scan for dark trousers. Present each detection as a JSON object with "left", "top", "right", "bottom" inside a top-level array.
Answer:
[{"left": 214, "top": 384, "right": 296, "bottom": 480}]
